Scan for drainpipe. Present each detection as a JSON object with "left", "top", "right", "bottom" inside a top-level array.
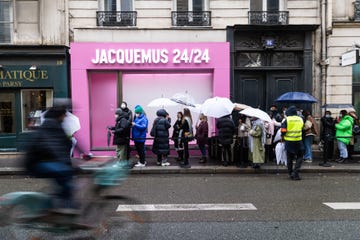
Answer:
[
  {"left": 65, "top": 0, "right": 69, "bottom": 46},
  {"left": 321, "top": 0, "right": 328, "bottom": 111}
]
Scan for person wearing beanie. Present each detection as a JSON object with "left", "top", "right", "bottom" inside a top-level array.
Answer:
[
  {"left": 134, "top": 105, "right": 144, "bottom": 115},
  {"left": 281, "top": 106, "right": 305, "bottom": 180},
  {"left": 132, "top": 105, "right": 148, "bottom": 167}
]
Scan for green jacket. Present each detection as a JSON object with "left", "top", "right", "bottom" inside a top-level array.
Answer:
[{"left": 335, "top": 115, "right": 354, "bottom": 145}]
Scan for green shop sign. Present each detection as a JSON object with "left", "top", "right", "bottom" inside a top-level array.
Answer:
[{"left": 0, "top": 66, "right": 64, "bottom": 88}]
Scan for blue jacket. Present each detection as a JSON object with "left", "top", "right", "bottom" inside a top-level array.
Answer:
[{"left": 132, "top": 114, "right": 148, "bottom": 143}]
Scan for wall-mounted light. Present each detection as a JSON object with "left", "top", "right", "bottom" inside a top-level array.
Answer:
[
  {"left": 29, "top": 65, "right": 37, "bottom": 70},
  {"left": 0, "top": 64, "right": 3, "bottom": 69}
]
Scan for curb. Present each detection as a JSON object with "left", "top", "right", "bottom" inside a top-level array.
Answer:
[{"left": 2, "top": 164, "right": 360, "bottom": 176}]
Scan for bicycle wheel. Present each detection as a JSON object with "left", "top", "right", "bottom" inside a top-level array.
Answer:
[
  {"left": 68, "top": 176, "right": 150, "bottom": 239},
  {"left": 75, "top": 194, "right": 151, "bottom": 240}
]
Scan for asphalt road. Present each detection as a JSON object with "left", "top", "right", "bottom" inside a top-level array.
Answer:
[{"left": 0, "top": 173, "right": 360, "bottom": 239}]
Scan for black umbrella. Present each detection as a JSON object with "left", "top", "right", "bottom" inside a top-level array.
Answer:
[{"left": 107, "top": 128, "right": 112, "bottom": 147}]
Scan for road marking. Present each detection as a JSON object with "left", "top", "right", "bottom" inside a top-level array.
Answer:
[
  {"left": 323, "top": 202, "right": 360, "bottom": 210},
  {"left": 116, "top": 203, "right": 257, "bottom": 212}
]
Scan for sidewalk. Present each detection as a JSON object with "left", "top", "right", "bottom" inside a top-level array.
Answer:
[{"left": 1, "top": 151, "right": 360, "bottom": 175}]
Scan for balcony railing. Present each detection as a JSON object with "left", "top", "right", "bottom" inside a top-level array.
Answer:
[
  {"left": 96, "top": 11, "right": 137, "bottom": 27},
  {"left": 171, "top": 11, "right": 211, "bottom": 27},
  {"left": 248, "top": 11, "right": 289, "bottom": 25}
]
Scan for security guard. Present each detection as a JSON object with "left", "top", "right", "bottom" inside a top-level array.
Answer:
[{"left": 281, "top": 106, "right": 304, "bottom": 180}]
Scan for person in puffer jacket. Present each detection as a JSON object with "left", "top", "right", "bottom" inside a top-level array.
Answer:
[
  {"left": 335, "top": 110, "right": 354, "bottom": 163},
  {"left": 132, "top": 105, "right": 148, "bottom": 167},
  {"left": 109, "top": 108, "right": 131, "bottom": 161},
  {"left": 216, "top": 114, "right": 236, "bottom": 166},
  {"left": 150, "top": 109, "right": 171, "bottom": 166}
]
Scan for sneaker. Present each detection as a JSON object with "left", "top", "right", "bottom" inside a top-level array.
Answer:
[
  {"left": 161, "top": 162, "right": 170, "bottom": 166},
  {"left": 134, "top": 162, "right": 146, "bottom": 167},
  {"left": 156, "top": 161, "right": 162, "bottom": 166},
  {"left": 304, "top": 159, "right": 312, "bottom": 163}
]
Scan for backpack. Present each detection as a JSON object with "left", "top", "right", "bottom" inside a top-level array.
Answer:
[{"left": 353, "top": 124, "right": 360, "bottom": 135}]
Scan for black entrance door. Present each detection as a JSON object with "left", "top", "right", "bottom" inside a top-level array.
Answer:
[
  {"left": 236, "top": 73, "right": 266, "bottom": 109},
  {"left": 0, "top": 90, "right": 20, "bottom": 150},
  {"left": 235, "top": 71, "right": 301, "bottom": 111}
]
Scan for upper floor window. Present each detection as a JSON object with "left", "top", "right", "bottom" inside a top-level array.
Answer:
[
  {"left": 104, "top": 0, "right": 133, "bottom": 11},
  {"left": 0, "top": 0, "right": 13, "bottom": 43},
  {"left": 176, "top": 0, "right": 207, "bottom": 11},
  {"left": 97, "top": 0, "right": 136, "bottom": 26},
  {"left": 172, "top": 0, "right": 211, "bottom": 26},
  {"left": 249, "top": 0, "right": 288, "bottom": 25},
  {"left": 251, "top": 0, "right": 280, "bottom": 11}
]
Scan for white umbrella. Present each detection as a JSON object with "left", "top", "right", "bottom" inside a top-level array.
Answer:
[
  {"left": 170, "top": 92, "right": 196, "bottom": 107},
  {"left": 200, "top": 97, "right": 234, "bottom": 118},
  {"left": 147, "top": 97, "right": 178, "bottom": 108},
  {"left": 240, "top": 107, "right": 272, "bottom": 122}
]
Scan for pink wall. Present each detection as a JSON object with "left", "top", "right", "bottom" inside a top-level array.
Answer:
[{"left": 70, "top": 42, "right": 230, "bottom": 156}]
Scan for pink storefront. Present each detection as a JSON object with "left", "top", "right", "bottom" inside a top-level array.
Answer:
[{"left": 70, "top": 42, "right": 229, "bottom": 157}]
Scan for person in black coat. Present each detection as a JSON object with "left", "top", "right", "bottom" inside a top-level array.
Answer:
[
  {"left": 120, "top": 101, "right": 133, "bottom": 159},
  {"left": 109, "top": 108, "right": 131, "bottom": 161},
  {"left": 320, "top": 110, "right": 335, "bottom": 164},
  {"left": 216, "top": 115, "right": 236, "bottom": 166},
  {"left": 172, "top": 111, "right": 184, "bottom": 161},
  {"left": 151, "top": 109, "right": 171, "bottom": 166}
]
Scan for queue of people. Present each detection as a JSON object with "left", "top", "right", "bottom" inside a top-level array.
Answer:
[{"left": 106, "top": 101, "right": 360, "bottom": 175}]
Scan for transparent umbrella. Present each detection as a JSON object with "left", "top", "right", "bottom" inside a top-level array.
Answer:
[
  {"left": 147, "top": 97, "right": 178, "bottom": 108},
  {"left": 170, "top": 92, "right": 196, "bottom": 107}
]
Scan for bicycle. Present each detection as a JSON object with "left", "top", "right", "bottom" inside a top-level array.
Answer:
[{"left": 0, "top": 161, "right": 150, "bottom": 239}]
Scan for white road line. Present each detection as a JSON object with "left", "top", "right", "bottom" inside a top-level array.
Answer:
[
  {"left": 116, "top": 203, "right": 257, "bottom": 212},
  {"left": 323, "top": 202, "right": 360, "bottom": 210}
]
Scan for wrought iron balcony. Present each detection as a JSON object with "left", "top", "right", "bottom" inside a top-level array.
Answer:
[
  {"left": 248, "top": 11, "right": 289, "bottom": 25},
  {"left": 96, "top": 11, "right": 137, "bottom": 26},
  {"left": 171, "top": 11, "right": 211, "bottom": 26}
]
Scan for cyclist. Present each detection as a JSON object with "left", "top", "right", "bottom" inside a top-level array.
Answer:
[{"left": 24, "top": 105, "right": 78, "bottom": 213}]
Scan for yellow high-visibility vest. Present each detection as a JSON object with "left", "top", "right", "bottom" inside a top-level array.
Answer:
[{"left": 284, "top": 116, "right": 304, "bottom": 141}]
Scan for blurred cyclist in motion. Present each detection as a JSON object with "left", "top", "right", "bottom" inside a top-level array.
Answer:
[{"left": 24, "top": 103, "right": 78, "bottom": 213}]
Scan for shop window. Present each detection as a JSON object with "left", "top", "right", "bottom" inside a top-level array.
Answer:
[
  {"left": 21, "top": 89, "right": 53, "bottom": 131},
  {"left": 0, "top": 0, "right": 13, "bottom": 43},
  {"left": 0, "top": 93, "right": 15, "bottom": 134}
]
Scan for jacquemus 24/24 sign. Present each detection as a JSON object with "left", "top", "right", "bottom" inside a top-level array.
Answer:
[{"left": 91, "top": 48, "right": 211, "bottom": 65}]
